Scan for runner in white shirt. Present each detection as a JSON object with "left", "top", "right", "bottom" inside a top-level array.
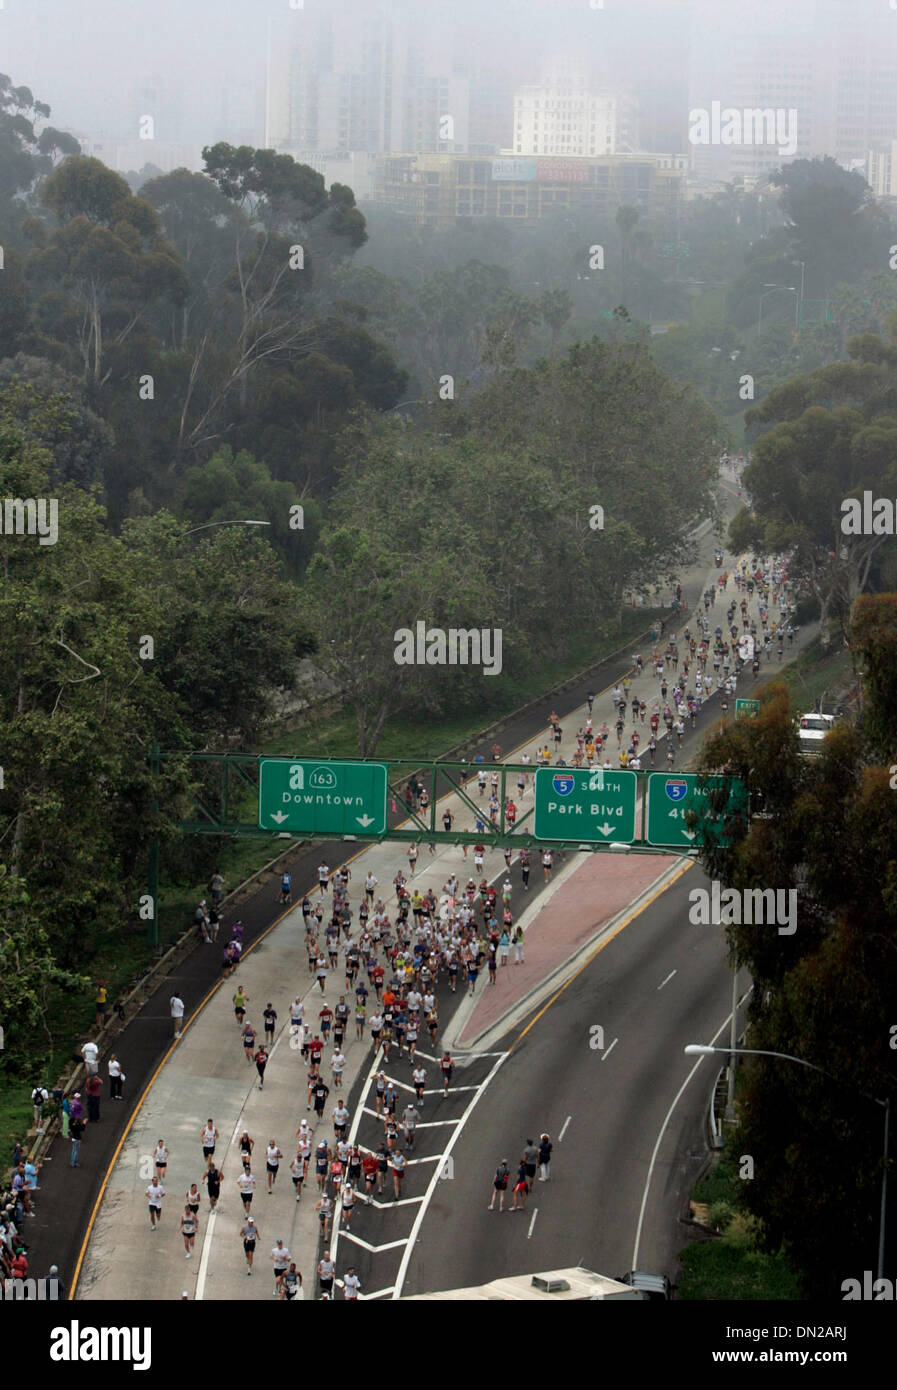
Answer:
[
  {"left": 317, "top": 863, "right": 330, "bottom": 897},
  {"left": 340, "top": 1181, "right": 357, "bottom": 1230},
  {"left": 364, "top": 872, "right": 378, "bottom": 900},
  {"left": 289, "top": 1154, "right": 305, "bottom": 1203},
  {"left": 289, "top": 997, "right": 304, "bottom": 1031},
  {"left": 236, "top": 1169, "right": 256, "bottom": 1212},
  {"left": 265, "top": 1142, "right": 282, "bottom": 1193},
  {"left": 146, "top": 1179, "right": 165, "bottom": 1228},
  {"left": 343, "top": 1267, "right": 361, "bottom": 1300},
  {"left": 271, "top": 1240, "right": 292, "bottom": 1297},
  {"left": 331, "top": 1049, "right": 346, "bottom": 1087}
]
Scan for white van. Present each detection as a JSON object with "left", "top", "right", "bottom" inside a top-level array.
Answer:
[
  {"left": 797, "top": 712, "right": 835, "bottom": 754},
  {"left": 402, "top": 1266, "right": 668, "bottom": 1300}
]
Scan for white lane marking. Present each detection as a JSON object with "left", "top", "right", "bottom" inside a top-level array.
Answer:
[
  {"left": 527, "top": 1208, "right": 538, "bottom": 1239},
  {"left": 358, "top": 1285, "right": 395, "bottom": 1300},
  {"left": 601, "top": 1037, "right": 618, "bottom": 1061},
  {"left": 366, "top": 1196, "right": 424, "bottom": 1209},
  {"left": 197, "top": 1026, "right": 293, "bottom": 1299},
  {"left": 392, "top": 1051, "right": 509, "bottom": 1299},
  {"left": 339, "top": 1232, "right": 409, "bottom": 1254},
  {"left": 194, "top": 1209, "right": 217, "bottom": 1300},
  {"left": 657, "top": 970, "right": 676, "bottom": 991},
  {"left": 558, "top": 1115, "right": 572, "bottom": 1143},
  {"left": 413, "top": 1119, "right": 460, "bottom": 1128},
  {"left": 631, "top": 986, "right": 752, "bottom": 1270}
]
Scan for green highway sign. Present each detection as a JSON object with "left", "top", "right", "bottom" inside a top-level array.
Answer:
[
  {"left": 646, "top": 773, "right": 747, "bottom": 849},
  {"left": 533, "top": 767, "right": 637, "bottom": 843},
  {"left": 258, "top": 758, "right": 388, "bottom": 835},
  {"left": 735, "top": 699, "right": 759, "bottom": 718}
]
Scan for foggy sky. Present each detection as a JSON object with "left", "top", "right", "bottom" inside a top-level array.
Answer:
[{"left": 2, "top": 0, "right": 894, "bottom": 148}]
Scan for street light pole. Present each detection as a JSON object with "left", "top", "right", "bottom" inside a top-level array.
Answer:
[
  {"left": 183, "top": 520, "right": 271, "bottom": 536},
  {"left": 758, "top": 285, "right": 797, "bottom": 335},
  {"left": 685, "top": 1043, "right": 890, "bottom": 1279},
  {"left": 791, "top": 260, "right": 805, "bottom": 329}
]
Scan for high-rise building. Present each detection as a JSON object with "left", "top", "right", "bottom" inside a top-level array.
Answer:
[
  {"left": 687, "top": 0, "right": 897, "bottom": 186},
  {"left": 867, "top": 141, "right": 897, "bottom": 198},
  {"left": 512, "top": 59, "right": 636, "bottom": 160},
  {"left": 265, "top": 0, "right": 470, "bottom": 157},
  {"left": 468, "top": 68, "right": 516, "bottom": 155}
]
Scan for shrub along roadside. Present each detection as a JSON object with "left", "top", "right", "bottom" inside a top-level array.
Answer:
[{"left": 678, "top": 1151, "right": 801, "bottom": 1301}]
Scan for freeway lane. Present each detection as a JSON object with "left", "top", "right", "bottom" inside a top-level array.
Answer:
[{"left": 401, "top": 863, "right": 742, "bottom": 1295}]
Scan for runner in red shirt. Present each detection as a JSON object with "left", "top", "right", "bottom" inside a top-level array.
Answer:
[{"left": 441, "top": 1052, "right": 454, "bottom": 1095}]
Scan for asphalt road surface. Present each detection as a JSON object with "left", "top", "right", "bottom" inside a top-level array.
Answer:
[{"left": 349, "top": 863, "right": 742, "bottom": 1297}]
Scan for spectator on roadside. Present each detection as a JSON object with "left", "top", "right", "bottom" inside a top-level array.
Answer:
[
  {"left": 94, "top": 979, "right": 109, "bottom": 1031},
  {"left": 209, "top": 869, "right": 225, "bottom": 905},
  {"left": 108, "top": 1055, "right": 125, "bottom": 1100},
  {"left": 31, "top": 1084, "right": 49, "bottom": 1133},
  {"left": 69, "top": 1111, "right": 86, "bottom": 1167},
  {"left": 85, "top": 1070, "right": 103, "bottom": 1123},
  {"left": 41, "top": 1265, "right": 65, "bottom": 1301}
]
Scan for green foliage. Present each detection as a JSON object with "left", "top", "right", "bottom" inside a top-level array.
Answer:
[{"left": 693, "top": 598, "right": 897, "bottom": 1295}]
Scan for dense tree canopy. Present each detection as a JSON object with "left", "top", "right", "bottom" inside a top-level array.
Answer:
[{"left": 693, "top": 596, "right": 897, "bottom": 1297}]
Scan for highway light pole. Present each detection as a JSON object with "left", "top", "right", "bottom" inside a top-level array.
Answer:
[
  {"left": 685, "top": 1044, "right": 890, "bottom": 1280},
  {"left": 183, "top": 520, "right": 271, "bottom": 535},
  {"left": 758, "top": 285, "right": 797, "bottom": 335},
  {"left": 791, "top": 261, "right": 806, "bottom": 329},
  {"left": 146, "top": 519, "right": 272, "bottom": 951}
]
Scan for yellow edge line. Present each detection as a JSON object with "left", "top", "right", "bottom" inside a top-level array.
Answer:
[
  {"left": 508, "top": 858, "right": 696, "bottom": 1054},
  {"left": 68, "top": 895, "right": 302, "bottom": 1299}
]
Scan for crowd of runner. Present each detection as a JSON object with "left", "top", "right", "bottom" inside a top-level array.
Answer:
[{"left": 9, "top": 526, "right": 798, "bottom": 1301}]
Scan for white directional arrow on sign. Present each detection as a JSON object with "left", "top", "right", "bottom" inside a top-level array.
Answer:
[
  {"left": 597, "top": 822, "right": 616, "bottom": 836},
  {"left": 356, "top": 814, "right": 375, "bottom": 828},
  {"left": 270, "top": 811, "right": 288, "bottom": 823}
]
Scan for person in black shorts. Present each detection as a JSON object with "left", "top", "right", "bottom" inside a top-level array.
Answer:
[
  {"left": 313, "top": 1078, "right": 329, "bottom": 1121},
  {"left": 347, "top": 1146, "right": 362, "bottom": 1188},
  {"left": 376, "top": 1144, "right": 389, "bottom": 1195},
  {"left": 239, "top": 1131, "right": 254, "bottom": 1170},
  {"left": 263, "top": 1004, "right": 277, "bottom": 1045},
  {"left": 318, "top": 1250, "right": 334, "bottom": 1296},
  {"left": 489, "top": 1159, "right": 510, "bottom": 1212},
  {"left": 313, "top": 1140, "right": 330, "bottom": 1192},
  {"left": 203, "top": 1160, "right": 222, "bottom": 1211},
  {"left": 241, "top": 1217, "right": 258, "bottom": 1274}
]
